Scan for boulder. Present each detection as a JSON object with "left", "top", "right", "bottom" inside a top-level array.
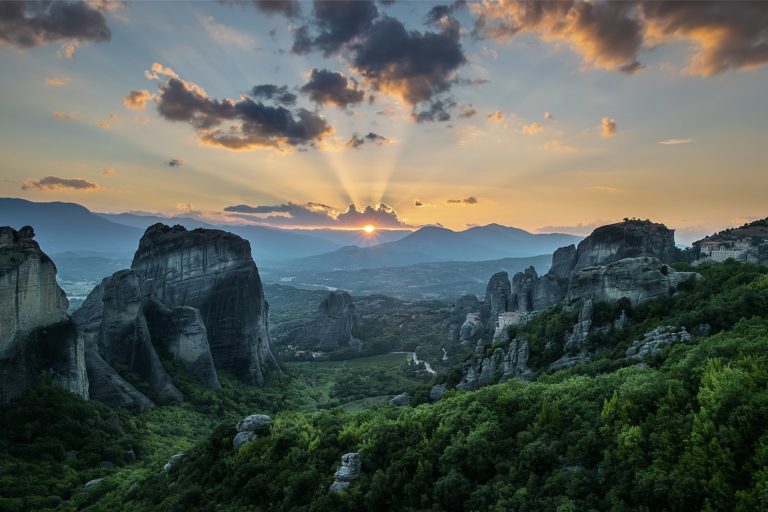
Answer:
[
  {"left": 329, "top": 452, "right": 361, "bottom": 493},
  {"left": 237, "top": 414, "right": 272, "bottom": 433},
  {"left": 162, "top": 452, "right": 184, "bottom": 473},
  {"left": 429, "top": 384, "right": 446, "bottom": 402},
  {"left": 233, "top": 431, "right": 258, "bottom": 450},
  {"left": 83, "top": 478, "right": 104, "bottom": 491}
]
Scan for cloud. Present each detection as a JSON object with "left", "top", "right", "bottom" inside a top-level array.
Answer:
[
  {"left": 21, "top": 175, "right": 98, "bottom": 191},
  {"left": 250, "top": 84, "right": 297, "bottom": 106},
  {"left": 522, "top": 122, "right": 543, "bottom": 135},
  {"left": 51, "top": 112, "right": 76, "bottom": 121},
  {"left": 292, "top": 0, "right": 379, "bottom": 56},
  {"left": 447, "top": 196, "right": 478, "bottom": 205},
  {"left": 101, "top": 167, "right": 115, "bottom": 175},
  {"left": 472, "top": 1, "right": 768, "bottom": 76},
  {"left": 414, "top": 200, "right": 424, "bottom": 207},
  {"left": 0, "top": 1, "right": 111, "bottom": 51},
  {"left": 45, "top": 76, "right": 67, "bottom": 86},
  {"left": 413, "top": 98, "right": 455, "bottom": 123},
  {"left": 659, "top": 138, "right": 692, "bottom": 145},
  {"left": 486, "top": 111, "right": 504, "bottom": 122},
  {"left": 543, "top": 140, "right": 577, "bottom": 153},
  {"left": 167, "top": 159, "right": 183, "bottom": 167},
  {"left": 350, "top": 15, "right": 466, "bottom": 114},
  {"left": 142, "top": 65, "right": 332, "bottom": 150},
  {"left": 601, "top": 117, "right": 616, "bottom": 137},
  {"left": 346, "top": 132, "right": 388, "bottom": 149},
  {"left": 224, "top": 201, "right": 410, "bottom": 228},
  {"left": 176, "top": 203, "right": 201, "bottom": 215},
  {"left": 544, "top": 112, "right": 554, "bottom": 120},
  {"left": 251, "top": 0, "right": 300, "bottom": 17},
  {"left": 201, "top": 15, "right": 257, "bottom": 49},
  {"left": 96, "top": 120, "right": 110, "bottom": 129},
  {"left": 300, "top": 68, "right": 364, "bottom": 108},
  {"left": 124, "top": 89, "right": 154, "bottom": 110},
  {"left": 458, "top": 104, "right": 476, "bottom": 119}
]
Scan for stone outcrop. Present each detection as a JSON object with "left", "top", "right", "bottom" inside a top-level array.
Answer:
[
  {"left": 459, "top": 314, "right": 484, "bottom": 343},
  {"left": 485, "top": 272, "right": 512, "bottom": 320},
  {"left": 565, "top": 257, "right": 697, "bottom": 308},
  {"left": 564, "top": 300, "right": 593, "bottom": 350},
  {"left": 233, "top": 414, "right": 272, "bottom": 449},
  {"left": 163, "top": 452, "right": 184, "bottom": 473},
  {"left": 329, "top": 452, "right": 361, "bottom": 493},
  {"left": 625, "top": 326, "right": 691, "bottom": 359},
  {"left": 573, "top": 220, "right": 676, "bottom": 270},
  {"left": 457, "top": 338, "right": 533, "bottom": 391},
  {"left": 272, "top": 290, "right": 360, "bottom": 351},
  {"left": 0, "top": 226, "right": 88, "bottom": 403},
  {"left": 429, "top": 384, "right": 446, "bottom": 402},
  {"left": 132, "top": 224, "right": 278, "bottom": 385}
]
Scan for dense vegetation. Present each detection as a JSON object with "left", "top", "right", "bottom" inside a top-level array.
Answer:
[{"left": 2, "top": 260, "right": 768, "bottom": 511}]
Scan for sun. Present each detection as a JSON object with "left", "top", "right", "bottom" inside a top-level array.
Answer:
[{"left": 363, "top": 224, "right": 376, "bottom": 234}]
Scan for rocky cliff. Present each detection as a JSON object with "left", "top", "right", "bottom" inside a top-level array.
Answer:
[
  {"left": 272, "top": 290, "right": 360, "bottom": 350},
  {"left": 131, "top": 224, "right": 278, "bottom": 385},
  {"left": 0, "top": 226, "right": 88, "bottom": 403},
  {"left": 573, "top": 220, "right": 676, "bottom": 270}
]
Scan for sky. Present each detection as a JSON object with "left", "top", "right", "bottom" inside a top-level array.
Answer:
[{"left": 1, "top": 0, "right": 767, "bottom": 243}]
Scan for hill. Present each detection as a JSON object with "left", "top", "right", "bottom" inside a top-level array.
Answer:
[{"left": 290, "top": 224, "right": 581, "bottom": 270}]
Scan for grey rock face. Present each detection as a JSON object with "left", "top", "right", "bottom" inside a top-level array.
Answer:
[
  {"left": 429, "top": 384, "right": 446, "bottom": 402},
  {"left": 329, "top": 452, "right": 361, "bottom": 493},
  {"left": 626, "top": 326, "right": 691, "bottom": 359},
  {"left": 574, "top": 220, "right": 676, "bottom": 271},
  {"left": 549, "top": 245, "right": 577, "bottom": 281},
  {"left": 132, "top": 224, "right": 279, "bottom": 385},
  {"left": 459, "top": 315, "right": 484, "bottom": 343},
  {"left": 389, "top": 392, "right": 412, "bottom": 406},
  {"left": 511, "top": 267, "right": 539, "bottom": 313},
  {"left": 458, "top": 338, "right": 532, "bottom": 391},
  {"left": 0, "top": 226, "right": 88, "bottom": 403},
  {"left": 83, "top": 478, "right": 104, "bottom": 491},
  {"left": 273, "top": 291, "right": 359, "bottom": 350},
  {"left": 484, "top": 272, "right": 512, "bottom": 320},
  {"left": 564, "top": 300, "right": 593, "bottom": 350},
  {"left": 565, "top": 257, "right": 697, "bottom": 307},
  {"left": 96, "top": 270, "right": 182, "bottom": 403},
  {"left": 143, "top": 298, "right": 220, "bottom": 389},
  {"left": 237, "top": 414, "right": 272, "bottom": 433},
  {"left": 233, "top": 413, "right": 272, "bottom": 449},
  {"left": 162, "top": 452, "right": 184, "bottom": 473}
]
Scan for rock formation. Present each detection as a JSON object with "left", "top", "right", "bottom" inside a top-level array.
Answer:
[
  {"left": 573, "top": 220, "right": 676, "bottom": 270},
  {"left": 71, "top": 223, "right": 278, "bottom": 408},
  {"left": 329, "top": 452, "right": 362, "bottom": 493},
  {"left": 233, "top": 414, "right": 272, "bottom": 449},
  {"left": 132, "top": 224, "right": 278, "bottom": 385},
  {"left": 389, "top": 392, "right": 412, "bottom": 406},
  {"left": 485, "top": 272, "right": 512, "bottom": 319},
  {"left": 272, "top": 290, "right": 360, "bottom": 351},
  {"left": 625, "top": 326, "right": 691, "bottom": 359},
  {"left": 564, "top": 257, "right": 697, "bottom": 307},
  {"left": 457, "top": 338, "right": 533, "bottom": 391},
  {"left": 0, "top": 226, "right": 88, "bottom": 403}
]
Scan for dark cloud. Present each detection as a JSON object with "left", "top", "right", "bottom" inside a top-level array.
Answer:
[
  {"left": 224, "top": 201, "right": 409, "bottom": 228},
  {"left": 149, "top": 72, "right": 332, "bottom": 150},
  {"left": 414, "top": 200, "right": 424, "bottom": 207},
  {"left": 472, "top": 1, "right": 768, "bottom": 76},
  {"left": 0, "top": 1, "right": 111, "bottom": 50},
  {"left": 346, "top": 132, "right": 387, "bottom": 149},
  {"left": 21, "top": 175, "right": 98, "bottom": 191},
  {"left": 292, "top": 0, "right": 379, "bottom": 56},
  {"left": 167, "top": 159, "right": 183, "bottom": 167},
  {"left": 219, "top": 0, "right": 300, "bottom": 17},
  {"left": 413, "top": 98, "right": 455, "bottom": 123},
  {"left": 300, "top": 68, "right": 364, "bottom": 108},
  {"left": 250, "top": 84, "right": 297, "bottom": 106},
  {"left": 458, "top": 104, "right": 476, "bottom": 119},
  {"left": 351, "top": 16, "right": 466, "bottom": 109},
  {"left": 446, "top": 196, "right": 478, "bottom": 204}
]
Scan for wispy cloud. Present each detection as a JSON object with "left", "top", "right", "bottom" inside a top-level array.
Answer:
[
  {"left": 22, "top": 176, "right": 99, "bottom": 191},
  {"left": 45, "top": 76, "right": 68, "bottom": 86},
  {"left": 446, "top": 196, "right": 478, "bottom": 205},
  {"left": 658, "top": 138, "right": 692, "bottom": 145}
]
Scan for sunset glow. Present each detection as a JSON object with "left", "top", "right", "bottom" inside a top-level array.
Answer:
[{"left": 363, "top": 225, "right": 376, "bottom": 234}]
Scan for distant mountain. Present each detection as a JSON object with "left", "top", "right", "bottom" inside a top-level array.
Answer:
[
  {"left": 288, "top": 224, "right": 582, "bottom": 270},
  {"left": 289, "top": 228, "right": 412, "bottom": 248},
  {"left": 0, "top": 198, "right": 141, "bottom": 254},
  {"left": 97, "top": 212, "right": 219, "bottom": 230}
]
